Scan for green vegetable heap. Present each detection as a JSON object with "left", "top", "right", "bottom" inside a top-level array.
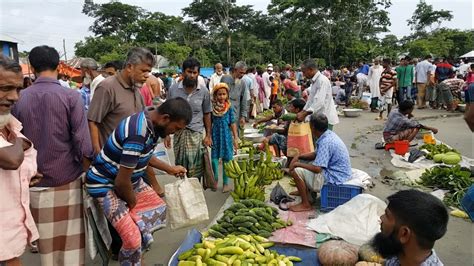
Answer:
[
  {"left": 419, "top": 165, "right": 473, "bottom": 207},
  {"left": 178, "top": 234, "right": 302, "bottom": 266},
  {"left": 419, "top": 143, "right": 460, "bottom": 160},
  {"left": 209, "top": 199, "right": 291, "bottom": 239}
]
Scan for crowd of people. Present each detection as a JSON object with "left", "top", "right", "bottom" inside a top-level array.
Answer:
[{"left": 1, "top": 44, "right": 473, "bottom": 266}]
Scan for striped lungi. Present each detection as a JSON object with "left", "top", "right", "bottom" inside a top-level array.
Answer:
[
  {"left": 173, "top": 128, "right": 205, "bottom": 179},
  {"left": 30, "top": 176, "right": 85, "bottom": 266}
]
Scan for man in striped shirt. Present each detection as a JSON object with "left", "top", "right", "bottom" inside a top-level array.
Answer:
[
  {"left": 377, "top": 58, "right": 398, "bottom": 120},
  {"left": 86, "top": 98, "right": 191, "bottom": 264}
]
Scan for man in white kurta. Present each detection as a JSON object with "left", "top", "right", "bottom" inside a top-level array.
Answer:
[
  {"left": 262, "top": 64, "right": 273, "bottom": 109},
  {"left": 368, "top": 59, "right": 384, "bottom": 111},
  {"left": 296, "top": 59, "right": 339, "bottom": 129}
]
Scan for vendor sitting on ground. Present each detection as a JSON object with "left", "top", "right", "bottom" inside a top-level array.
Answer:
[
  {"left": 288, "top": 113, "right": 351, "bottom": 212},
  {"left": 371, "top": 189, "right": 448, "bottom": 265},
  {"left": 263, "top": 98, "right": 306, "bottom": 157},
  {"left": 253, "top": 100, "right": 287, "bottom": 129},
  {"left": 383, "top": 100, "right": 438, "bottom": 144}
]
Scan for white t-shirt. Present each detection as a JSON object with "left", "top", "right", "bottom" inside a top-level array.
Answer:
[
  {"left": 415, "top": 60, "right": 433, "bottom": 83},
  {"left": 304, "top": 71, "right": 339, "bottom": 125},
  {"left": 209, "top": 72, "right": 223, "bottom": 93},
  {"left": 90, "top": 74, "right": 105, "bottom": 100}
]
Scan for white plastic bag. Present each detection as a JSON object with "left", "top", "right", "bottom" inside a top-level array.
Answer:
[{"left": 165, "top": 176, "right": 209, "bottom": 230}]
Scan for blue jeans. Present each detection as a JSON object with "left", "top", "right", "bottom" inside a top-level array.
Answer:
[{"left": 398, "top": 86, "right": 412, "bottom": 103}]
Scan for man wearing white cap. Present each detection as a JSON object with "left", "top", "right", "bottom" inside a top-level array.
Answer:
[{"left": 262, "top": 63, "right": 273, "bottom": 109}]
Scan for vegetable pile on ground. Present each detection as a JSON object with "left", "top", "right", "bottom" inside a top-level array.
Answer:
[
  {"left": 419, "top": 143, "right": 460, "bottom": 161},
  {"left": 419, "top": 165, "right": 473, "bottom": 207},
  {"left": 225, "top": 146, "right": 284, "bottom": 201},
  {"left": 350, "top": 99, "right": 369, "bottom": 110},
  {"left": 208, "top": 199, "right": 291, "bottom": 239},
  {"left": 178, "top": 234, "right": 302, "bottom": 266}
]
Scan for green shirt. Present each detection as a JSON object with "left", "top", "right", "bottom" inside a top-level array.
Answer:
[{"left": 395, "top": 65, "right": 414, "bottom": 88}]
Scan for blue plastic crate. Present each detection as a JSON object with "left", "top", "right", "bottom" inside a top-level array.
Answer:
[
  {"left": 320, "top": 183, "right": 363, "bottom": 212},
  {"left": 461, "top": 185, "right": 474, "bottom": 222}
]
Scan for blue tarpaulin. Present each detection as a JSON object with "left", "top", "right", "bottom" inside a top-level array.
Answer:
[{"left": 168, "top": 228, "right": 320, "bottom": 266}]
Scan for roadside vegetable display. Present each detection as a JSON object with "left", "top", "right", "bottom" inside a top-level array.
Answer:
[{"left": 178, "top": 234, "right": 302, "bottom": 266}]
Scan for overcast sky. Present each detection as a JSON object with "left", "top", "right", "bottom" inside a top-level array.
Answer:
[{"left": 0, "top": 0, "right": 472, "bottom": 59}]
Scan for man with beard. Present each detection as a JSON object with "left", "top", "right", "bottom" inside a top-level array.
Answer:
[
  {"left": 86, "top": 98, "right": 190, "bottom": 265},
  {"left": 0, "top": 55, "right": 40, "bottom": 266},
  {"left": 371, "top": 190, "right": 448, "bottom": 265},
  {"left": 165, "top": 58, "right": 212, "bottom": 180},
  {"left": 87, "top": 47, "right": 155, "bottom": 258}
]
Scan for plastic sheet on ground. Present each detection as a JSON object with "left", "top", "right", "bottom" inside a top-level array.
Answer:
[
  {"left": 168, "top": 228, "right": 317, "bottom": 266},
  {"left": 268, "top": 207, "right": 318, "bottom": 248},
  {"left": 265, "top": 179, "right": 317, "bottom": 248},
  {"left": 390, "top": 150, "right": 435, "bottom": 170},
  {"left": 390, "top": 139, "right": 474, "bottom": 170},
  {"left": 307, "top": 194, "right": 386, "bottom": 246}
]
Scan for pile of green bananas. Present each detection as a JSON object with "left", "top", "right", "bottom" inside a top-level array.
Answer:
[
  {"left": 178, "top": 234, "right": 302, "bottom": 266},
  {"left": 225, "top": 146, "right": 284, "bottom": 201},
  {"left": 208, "top": 200, "right": 292, "bottom": 239},
  {"left": 229, "top": 169, "right": 266, "bottom": 201}
]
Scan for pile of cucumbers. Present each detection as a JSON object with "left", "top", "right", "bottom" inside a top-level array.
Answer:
[
  {"left": 208, "top": 199, "right": 291, "bottom": 239},
  {"left": 178, "top": 234, "right": 302, "bottom": 266}
]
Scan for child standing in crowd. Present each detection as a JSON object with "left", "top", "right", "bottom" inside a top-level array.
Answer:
[
  {"left": 269, "top": 76, "right": 279, "bottom": 107},
  {"left": 211, "top": 83, "right": 239, "bottom": 193}
]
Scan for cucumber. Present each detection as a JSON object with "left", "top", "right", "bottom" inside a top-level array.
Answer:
[
  {"left": 258, "top": 230, "right": 272, "bottom": 238},
  {"left": 208, "top": 228, "right": 225, "bottom": 239},
  {"left": 217, "top": 246, "right": 244, "bottom": 255},
  {"left": 231, "top": 215, "right": 257, "bottom": 224},
  {"left": 234, "top": 221, "right": 253, "bottom": 228},
  {"left": 219, "top": 221, "right": 233, "bottom": 229},
  {"left": 238, "top": 227, "right": 253, "bottom": 234},
  {"left": 178, "top": 249, "right": 194, "bottom": 260}
]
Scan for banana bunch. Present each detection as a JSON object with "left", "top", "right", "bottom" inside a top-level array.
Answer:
[
  {"left": 225, "top": 145, "right": 284, "bottom": 201},
  {"left": 227, "top": 167, "right": 265, "bottom": 202},
  {"left": 239, "top": 139, "right": 254, "bottom": 149}
]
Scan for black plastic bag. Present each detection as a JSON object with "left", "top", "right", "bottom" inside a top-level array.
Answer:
[{"left": 270, "top": 182, "right": 292, "bottom": 204}]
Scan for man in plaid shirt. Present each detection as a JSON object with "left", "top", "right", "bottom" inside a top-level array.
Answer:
[{"left": 383, "top": 100, "right": 438, "bottom": 143}]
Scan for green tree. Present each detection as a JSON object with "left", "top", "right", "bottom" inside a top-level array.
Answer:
[
  {"left": 158, "top": 42, "right": 192, "bottom": 67},
  {"left": 75, "top": 36, "right": 123, "bottom": 61},
  {"left": 183, "top": 0, "right": 255, "bottom": 65},
  {"left": 133, "top": 12, "right": 182, "bottom": 45},
  {"left": 407, "top": 1, "right": 453, "bottom": 36},
  {"left": 268, "top": 0, "right": 392, "bottom": 66},
  {"left": 82, "top": 1, "right": 144, "bottom": 41}
]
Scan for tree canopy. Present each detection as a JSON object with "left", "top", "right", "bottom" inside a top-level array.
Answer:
[{"left": 75, "top": 0, "right": 473, "bottom": 68}]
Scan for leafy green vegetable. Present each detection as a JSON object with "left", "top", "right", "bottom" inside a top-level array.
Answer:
[
  {"left": 419, "top": 165, "right": 473, "bottom": 207},
  {"left": 419, "top": 143, "right": 460, "bottom": 160}
]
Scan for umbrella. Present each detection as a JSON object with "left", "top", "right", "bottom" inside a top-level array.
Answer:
[{"left": 459, "top": 51, "right": 474, "bottom": 58}]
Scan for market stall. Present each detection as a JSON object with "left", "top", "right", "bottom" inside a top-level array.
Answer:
[{"left": 167, "top": 140, "right": 386, "bottom": 265}]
